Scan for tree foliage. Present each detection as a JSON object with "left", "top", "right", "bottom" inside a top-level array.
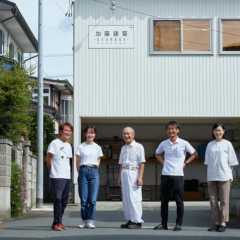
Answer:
[
  {"left": 28, "top": 112, "right": 55, "bottom": 154},
  {"left": 0, "top": 64, "right": 33, "bottom": 142},
  {"left": 11, "top": 161, "right": 24, "bottom": 217}
]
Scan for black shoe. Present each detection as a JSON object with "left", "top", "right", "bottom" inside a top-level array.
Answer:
[
  {"left": 128, "top": 222, "right": 142, "bottom": 229},
  {"left": 217, "top": 225, "right": 226, "bottom": 232},
  {"left": 173, "top": 224, "right": 182, "bottom": 231},
  {"left": 121, "top": 221, "right": 131, "bottom": 229},
  {"left": 208, "top": 225, "right": 219, "bottom": 232},
  {"left": 153, "top": 224, "right": 168, "bottom": 230}
]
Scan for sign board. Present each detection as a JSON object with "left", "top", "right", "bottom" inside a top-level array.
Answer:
[{"left": 88, "top": 25, "right": 134, "bottom": 49}]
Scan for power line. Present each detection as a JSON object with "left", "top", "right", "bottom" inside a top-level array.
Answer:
[
  {"left": 44, "top": 54, "right": 73, "bottom": 58},
  {"left": 74, "top": 0, "right": 240, "bottom": 50}
]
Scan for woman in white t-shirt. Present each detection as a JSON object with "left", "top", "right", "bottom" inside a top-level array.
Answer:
[
  {"left": 205, "top": 123, "right": 238, "bottom": 232},
  {"left": 76, "top": 126, "right": 103, "bottom": 229}
]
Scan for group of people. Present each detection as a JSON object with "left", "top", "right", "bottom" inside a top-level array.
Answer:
[{"left": 46, "top": 120, "right": 239, "bottom": 233}]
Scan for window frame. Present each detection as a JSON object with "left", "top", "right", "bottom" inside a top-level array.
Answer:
[
  {"left": 0, "top": 29, "right": 4, "bottom": 55},
  {"left": 32, "top": 87, "right": 51, "bottom": 106},
  {"left": 219, "top": 18, "right": 240, "bottom": 55},
  {"left": 17, "top": 51, "right": 23, "bottom": 65},
  {"left": 9, "top": 42, "right": 15, "bottom": 59},
  {"left": 149, "top": 18, "right": 213, "bottom": 55}
]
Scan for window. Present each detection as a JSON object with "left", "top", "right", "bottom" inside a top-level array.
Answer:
[
  {"left": 0, "top": 30, "right": 4, "bottom": 55},
  {"left": 44, "top": 96, "right": 49, "bottom": 106},
  {"left": 17, "top": 52, "right": 23, "bottom": 65},
  {"left": 9, "top": 43, "right": 14, "bottom": 59},
  {"left": 32, "top": 87, "right": 51, "bottom": 106},
  {"left": 151, "top": 19, "right": 212, "bottom": 54},
  {"left": 221, "top": 19, "right": 240, "bottom": 52},
  {"left": 60, "top": 95, "right": 73, "bottom": 123},
  {"left": 154, "top": 20, "right": 181, "bottom": 51},
  {"left": 183, "top": 20, "right": 211, "bottom": 51}
]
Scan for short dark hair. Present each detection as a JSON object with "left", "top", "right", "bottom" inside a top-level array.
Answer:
[
  {"left": 166, "top": 120, "right": 180, "bottom": 130},
  {"left": 83, "top": 126, "right": 97, "bottom": 135},
  {"left": 59, "top": 122, "right": 73, "bottom": 132},
  {"left": 212, "top": 123, "right": 225, "bottom": 139}
]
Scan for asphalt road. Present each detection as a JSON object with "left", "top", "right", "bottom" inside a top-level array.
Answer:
[{"left": 0, "top": 204, "right": 239, "bottom": 240}]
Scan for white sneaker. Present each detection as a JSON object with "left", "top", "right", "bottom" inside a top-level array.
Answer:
[
  {"left": 86, "top": 220, "right": 96, "bottom": 229},
  {"left": 78, "top": 220, "right": 87, "bottom": 229}
]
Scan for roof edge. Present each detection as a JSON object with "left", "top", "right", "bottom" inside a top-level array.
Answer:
[{"left": 1, "top": 0, "right": 38, "bottom": 52}]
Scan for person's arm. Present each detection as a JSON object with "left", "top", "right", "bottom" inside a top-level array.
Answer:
[
  {"left": 137, "top": 163, "right": 145, "bottom": 186},
  {"left": 118, "top": 165, "right": 122, "bottom": 186},
  {"left": 155, "top": 142, "right": 165, "bottom": 165},
  {"left": 184, "top": 142, "right": 198, "bottom": 167},
  {"left": 76, "top": 155, "right": 81, "bottom": 171},
  {"left": 46, "top": 141, "right": 56, "bottom": 170},
  {"left": 118, "top": 147, "right": 124, "bottom": 186},
  {"left": 204, "top": 144, "right": 210, "bottom": 166},
  {"left": 46, "top": 152, "right": 53, "bottom": 170},
  {"left": 184, "top": 152, "right": 197, "bottom": 167},
  {"left": 228, "top": 142, "right": 239, "bottom": 167},
  {"left": 155, "top": 154, "right": 164, "bottom": 165},
  {"left": 137, "top": 145, "right": 146, "bottom": 186},
  {"left": 96, "top": 157, "right": 101, "bottom": 167},
  {"left": 96, "top": 146, "right": 104, "bottom": 167}
]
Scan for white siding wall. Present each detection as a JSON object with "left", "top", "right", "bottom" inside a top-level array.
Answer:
[
  {"left": 74, "top": 0, "right": 240, "bottom": 117},
  {"left": 0, "top": 23, "right": 23, "bottom": 61}
]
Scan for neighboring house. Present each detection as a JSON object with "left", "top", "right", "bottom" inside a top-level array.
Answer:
[
  {"left": 0, "top": 0, "right": 73, "bottom": 129},
  {"left": 0, "top": 0, "right": 37, "bottom": 66},
  {"left": 73, "top": 0, "right": 240, "bottom": 202},
  {"left": 31, "top": 77, "right": 73, "bottom": 133},
  {"left": 31, "top": 77, "right": 73, "bottom": 203}
]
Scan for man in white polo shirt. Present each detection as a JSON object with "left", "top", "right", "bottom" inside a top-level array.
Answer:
[
  {"left": 154, "top": 121, "right": 197, "bottom": 231},
  {"left": 47, "top": 122, "right": 73, "bottom": 231}
]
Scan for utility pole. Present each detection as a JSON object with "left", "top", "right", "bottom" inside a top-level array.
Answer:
[{"left": 37, "top": 0, "right": 44, "bottom": 208}]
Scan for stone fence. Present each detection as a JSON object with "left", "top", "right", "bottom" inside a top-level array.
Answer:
[{"left": 0, "top": 138, "right": 37, "bottom": 219}]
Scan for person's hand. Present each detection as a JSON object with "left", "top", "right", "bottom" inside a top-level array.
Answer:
[
  {"left": 137, "top": 177, "right": 143, "bottom": 186},
  {"left": 183, "top": 162, "right": 189, "bottom": 169}
]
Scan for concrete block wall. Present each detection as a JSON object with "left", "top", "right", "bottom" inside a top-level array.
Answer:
[
  {"left": 0, "top": 138, "right": 13, "bottom": 219},
  {"left": 0, "top": 138, "right": 37, "bottom": 219}
]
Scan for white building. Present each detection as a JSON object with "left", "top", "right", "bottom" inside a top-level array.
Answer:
[
  {"left": 0, "top": 0, "right": 37, "bottom": 64},
  {"left": 73, "top": 0, "right": 240, "bottom": 202}
]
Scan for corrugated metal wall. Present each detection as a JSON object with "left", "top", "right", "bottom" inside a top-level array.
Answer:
[{"left": 74, "top": 0, "right": 240, "bottom": 117}]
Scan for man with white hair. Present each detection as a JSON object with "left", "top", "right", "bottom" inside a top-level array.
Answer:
[{"left": 119, "top": 127, "right": 146, "bottom": 229}]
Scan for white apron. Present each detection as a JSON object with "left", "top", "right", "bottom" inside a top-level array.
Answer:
[{"left": 121, "top": 168, "right": 144, "bottom": 223}]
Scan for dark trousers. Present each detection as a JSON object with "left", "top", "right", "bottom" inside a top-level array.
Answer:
[
  {"left": 51, "top": 178, "right": 70, "bottom": 225},
  {"left": 78, "top": 166, "right": 99, "bottom": 221},
  {"left": 160, "top": 175, "right": 184, "bottom": 226}
]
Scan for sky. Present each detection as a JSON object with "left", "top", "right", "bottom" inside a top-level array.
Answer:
[{"left": 12, "top": 0, "right": 73, "bottom": 82}]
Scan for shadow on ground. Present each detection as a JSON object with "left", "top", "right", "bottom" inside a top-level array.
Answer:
[
  {"left": 70, "top": 209, "right": 210, "bottom": 227},
  {"left": 0, "top": 236, "right": 239, "bottom": 240}
]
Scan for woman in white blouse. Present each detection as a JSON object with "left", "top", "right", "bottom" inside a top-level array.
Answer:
[
  {"left": 205, "top": 123, "right": 238, "bottom": 232},
  {"left": 76, "top": 126, "right": 103, "bottom": 229}
]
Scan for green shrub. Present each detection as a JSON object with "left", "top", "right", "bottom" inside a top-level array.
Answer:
[
  {"left": 11, "top": 161, "right": 24, "bottom": 217},
  {"left": 28, "top": 112, "right": 55, "bottom": 155},
  {"left": 0, "top": 64, "right": 33, "bottom": 142}
]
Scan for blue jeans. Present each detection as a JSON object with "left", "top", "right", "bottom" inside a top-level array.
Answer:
[{"left": 78, "top": 166, "right": 99, "bottom": 221}]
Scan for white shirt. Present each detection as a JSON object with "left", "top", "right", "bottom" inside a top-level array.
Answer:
[
  {"left": 204, "top": 139, "right": 239, "bottom": 181},
  {"left": 119, "top": 140, "right": 146, "bottom": 166},
  {"left": 155, "top": 137, "right": 196, "bottom": 176},
  {"left": 47, "top": 138, "right": 73, "bottom": 179},
  {"left": 76, "top": 142, "right": 103, "bottom": 166}
]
